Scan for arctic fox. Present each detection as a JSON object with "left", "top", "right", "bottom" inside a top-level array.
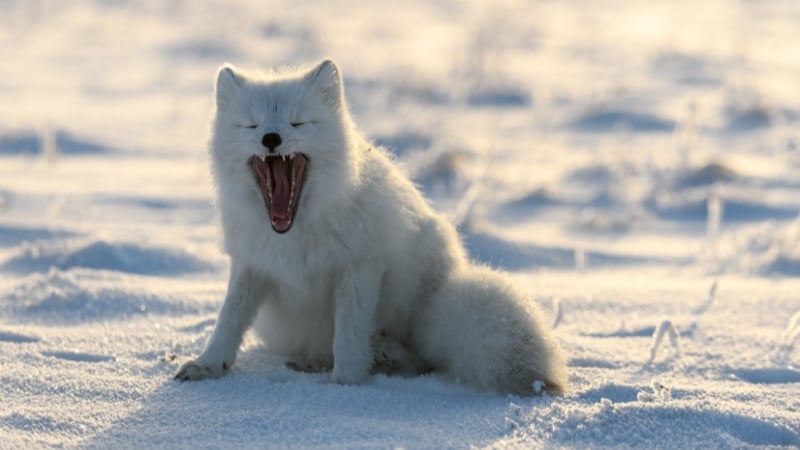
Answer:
[{"left": 175, "top": 60, "right": 568, "bottom": 395}]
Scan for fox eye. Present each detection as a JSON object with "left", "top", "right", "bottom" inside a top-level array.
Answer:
[
  {"left": 238, "top": 124, "right": 257, "bottom": 129},
  {"left": 291, "top": 122, "right": 305, "bottom": 128}
]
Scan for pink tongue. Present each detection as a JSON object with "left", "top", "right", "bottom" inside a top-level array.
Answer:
[{"left": 268, "top": 158, "right": 292, "bottom": 221}]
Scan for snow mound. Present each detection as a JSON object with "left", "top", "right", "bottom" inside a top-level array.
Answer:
[
  {"left": 0, "top": 225, "right": 77, "bottom": 247},
  {"left": 565, "top": 109, "right": 675, "bottom": 133},
  {"left": 0, "top": 330, "right": 41, "bottom": 343},
  {"left": 162, "top": 39, "right": 242, "bottom": 62},
  {"left": 715, "top": 218, "right": 800, "bottom": 275},
  {"left": 674, "top": 162, "right": 739, "bottom": 188},
  {"left": 41, "top": 351, "right": 116, "bottom": 363},
  {"left": 467, "top": 85, "right": 531, "bottom": 107},
  {"left": 650, "top": 51, "right": 724, "bottom": 86},
  {"left": 721, "top": 88, "right": 800, "bottom": 132},
  {"left": 504, "top": 187, "right": 560, "bottom": 210},
  {"left": 647, "top": 161, "right": 796, "bottom": 223},
  {"left": 1, "top": 269, "right": 217, "bottom": 324},
  {"left": 650, "top": 193, "right": 797, "bottom": 223},
  {"left": 506, "top": 400, "right": 800, "bottom": 448},
  {"left": 374, "top": 131, "right": 432, "bottom": 157},
  {"left": 464, "top": 228, "right": 672, "bottom": 271},
  {"left": 2, "top": 239, "right": 216, "bottom": 276},
  {"left": 730, "top": 368, "right": 800, "bottom": 384},
  {"left": 0, "top": 129, "right": 112, "bottom": 155}
]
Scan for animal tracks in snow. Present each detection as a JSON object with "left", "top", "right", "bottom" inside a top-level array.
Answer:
[{"left": 729, "top": 368, "right": 800, "bottom": 384}]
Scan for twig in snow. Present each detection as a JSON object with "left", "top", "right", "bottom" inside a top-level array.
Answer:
[
  {"left": 693, "top": 279, "right": 718, "bottom": 314},
  {"left": 647, "top": 319, "right": 682, "bottom": 363},
  {"left": 706, "top": 188, "right": 723, "bottom": 242},
  {"left": 551, "top": 297, "right": 563, "bottom": 329},
  {"left": 574, "top": 246, "right": 586, "bottom": 271},
  {"left": 450, "top": 143, "right": 490, "bottom": 230},
  {"left": 637, "top": 379, "right": 672, "bottom": 402},
  {"left": 40, "top": 121, "right": 58, "bottom": 163},
  {"left": 451, "top": 178, "right": 483, "bottom": 230},
  {"left": 783, "top": 310, "right": 800, "bottom": 346}
]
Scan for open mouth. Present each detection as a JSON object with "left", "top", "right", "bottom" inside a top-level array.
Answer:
[{"left": 249, "top": 153, "right": 309, "bottom": 233}]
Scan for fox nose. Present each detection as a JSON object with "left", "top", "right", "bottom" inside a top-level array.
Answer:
[{"left": 261, "top": 133, "right": 282, "bottom": 153}]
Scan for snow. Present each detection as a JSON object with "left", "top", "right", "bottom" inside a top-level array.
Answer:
[{"left": 1, "top": 0, "right": 799, "bottom": 448}]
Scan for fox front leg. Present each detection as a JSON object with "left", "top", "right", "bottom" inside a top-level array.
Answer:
[
  {"left": 175, "top": 264, "right": 265, "bottom": 381},
  {"left": 330, "top": 266, "right": 382, "bottom": 385}
]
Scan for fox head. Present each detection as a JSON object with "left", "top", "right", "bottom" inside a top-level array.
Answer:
[{"left": 210, "top": 60, "right": 362, "bottom": 234}]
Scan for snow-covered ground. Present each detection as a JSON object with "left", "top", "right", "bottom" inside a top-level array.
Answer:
[{"left": 2, "top": 0, "right": 799, "bottom": 448}]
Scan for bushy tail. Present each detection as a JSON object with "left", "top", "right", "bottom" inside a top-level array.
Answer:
[{"left": 413, "top": 266, "right": 568, "bottom": 396}]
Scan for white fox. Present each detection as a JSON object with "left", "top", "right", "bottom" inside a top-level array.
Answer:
[{"left": 175, "top": 60, "right": 568, "bottom": 395}]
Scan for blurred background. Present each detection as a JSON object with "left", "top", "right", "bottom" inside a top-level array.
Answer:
[{"left": 1, "top": 0, "right": 799, "bottom": 274}]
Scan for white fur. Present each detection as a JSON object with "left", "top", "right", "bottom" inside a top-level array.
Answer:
[{"left": 175, "top": 60, "right": 568, "bottom": 395}]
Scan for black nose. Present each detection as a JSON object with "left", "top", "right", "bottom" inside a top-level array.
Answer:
[{"left": 261, "top": 133, "right": 282, "bottom": 152}]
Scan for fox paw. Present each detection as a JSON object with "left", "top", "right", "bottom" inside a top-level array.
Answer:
[
  {"left": 371, "top": 332, "right": 432, "bottom": 376},
  {"left": 286, "top": 356, "right": 332, "bottom": 373},
  {"left": 331, "top": 362, "right": 370, "bottom": 385},
  {"left": 174, "top": 360, "right": 230, "bottom": 381}
]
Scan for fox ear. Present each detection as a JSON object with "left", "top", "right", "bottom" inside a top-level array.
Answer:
[
  {"left": 305, "top": 59, "right": 344, "bottom": 110},
  {"left": 216, "top": 64, "right": 244, "bottom": 109}
]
